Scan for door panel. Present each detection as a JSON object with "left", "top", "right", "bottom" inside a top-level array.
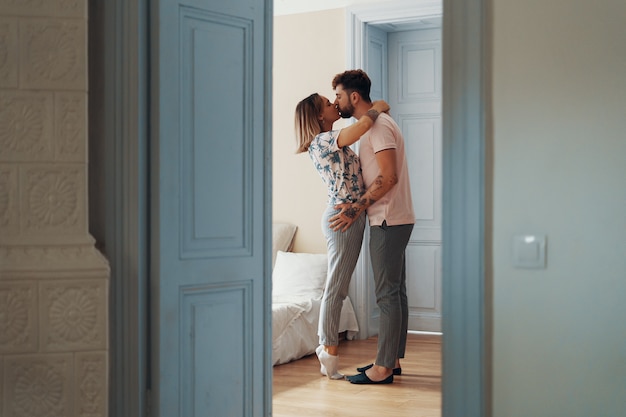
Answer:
[
  {"left": 406, "top": 244, "right": 442, "bottom": 331},
  {"left": 389, "top": 28, "right": 442, "bottom": 332},
  {"left": 180, "top": 7, "right": 250, "bottom": 258},
  {"left": 151, "top": 0, "right": 271, "bottom": 416},
  {"left": 366, "top": 25, "right": 387, "bottom": 101},
  {"left": 404, "top": 115, "right": 442, "bottom": 240}
]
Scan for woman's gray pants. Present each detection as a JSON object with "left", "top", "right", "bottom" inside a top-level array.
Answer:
[{"left": 318, "top": 206, "right": 366, "bottom": 346}]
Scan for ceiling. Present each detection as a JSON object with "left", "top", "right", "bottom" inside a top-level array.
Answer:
[
  {"left": 274, "top": 0, "right": 394, "bottom": 16},
  {"left": 273, "top": 1, "right": 441, "bottom": 30},
  {"left": 372, "top": 17, "right": 442, "bottom": 31}
]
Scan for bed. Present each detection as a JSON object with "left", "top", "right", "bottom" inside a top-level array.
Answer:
[{"left": 272, "top": 223, "right": 360, "bottom": 365}]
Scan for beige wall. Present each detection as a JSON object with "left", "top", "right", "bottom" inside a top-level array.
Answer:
[
  {"left": 275, "top": 2, "right": 626, "bottom": 415},
  {"left": 273, "top": 8, "right": 350, "bottom": 254},
  {"left": 492, "top": 0, "right": 626, "bottom": 415}
]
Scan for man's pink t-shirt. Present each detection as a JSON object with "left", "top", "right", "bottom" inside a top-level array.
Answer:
[{"left": 359, "top": 112, "right": 415, "bottom": 227}]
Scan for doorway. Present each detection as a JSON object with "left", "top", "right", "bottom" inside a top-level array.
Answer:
[
  {"left": 356, "top": 18, "right": 443, "bottom": 335},
  {"left": 96, "top": 0, "right": 489, "bottom": 416},
  {"left": 271, "top": 4, "right": 444, "bottom": 415}
]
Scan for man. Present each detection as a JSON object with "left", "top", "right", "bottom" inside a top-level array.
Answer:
[{"left": 330, "top": 69, "right": 415, "bottom": 384}]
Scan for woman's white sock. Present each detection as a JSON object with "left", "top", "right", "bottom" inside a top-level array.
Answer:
[{"left": 315, "top": 345, "right": 344, "bottom": 380}]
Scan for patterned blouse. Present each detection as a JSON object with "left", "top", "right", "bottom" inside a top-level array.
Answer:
[{"left": 308, "top": 130, "right": 365, "bottom": 205}]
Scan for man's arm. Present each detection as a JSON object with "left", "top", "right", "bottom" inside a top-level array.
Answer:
[{"left": 329, "top": 149, "right": 398, "bottom": 232}]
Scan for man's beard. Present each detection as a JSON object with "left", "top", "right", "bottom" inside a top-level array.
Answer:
[{"left": 337, "top": 102, "right": 355, "bottom": 119}]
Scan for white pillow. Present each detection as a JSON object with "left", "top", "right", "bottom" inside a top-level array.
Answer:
[
  {"left": 272, "top": 251, "right": 328, "bottom": 299},
  {"left": 272, "top": 223, "right": 298, "bottom": 267}
]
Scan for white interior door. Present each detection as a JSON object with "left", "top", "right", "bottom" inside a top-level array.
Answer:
[
  {"left": 362, "top": 25, "right": 443, "bottom": 333},
  {"left": 389, "top": 28, "right": 443, "bottom": 332}
]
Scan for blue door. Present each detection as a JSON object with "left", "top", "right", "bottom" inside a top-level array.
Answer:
[{"left": 150, "top": 0, "right": 272, "bottom": 415}]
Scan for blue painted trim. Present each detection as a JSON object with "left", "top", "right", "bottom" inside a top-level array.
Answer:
[
  {"left": 441, "top": 0, "right": 489, "bottom": 416},
  {"left": 103, "top": 0, "right": 149, "bottom": 416},
  {"left": 264, "top": 1, "right": 274, "bottom": 414}
]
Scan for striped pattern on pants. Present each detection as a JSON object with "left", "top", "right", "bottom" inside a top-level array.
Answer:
[
  {"left": 370, "top": 222, "right": 414, "bottom": 369},
  {"left": 318, "top": 205, "right": 366, "bottom": 346}
]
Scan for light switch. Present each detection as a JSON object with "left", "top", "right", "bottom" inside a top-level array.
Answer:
[{"left": 512, "top": 235, "right": 546, "bottom": 269}]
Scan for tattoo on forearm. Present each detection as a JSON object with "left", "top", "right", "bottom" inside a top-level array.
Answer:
[
  {"left": 344, "top": 207, "right": 358, "bottom": 219},
  {"left": 369, "top": 176, "right": 385, "bottom": 199},
  {"left": 361, "top": 174, "right": 397, "bottom": 205}
]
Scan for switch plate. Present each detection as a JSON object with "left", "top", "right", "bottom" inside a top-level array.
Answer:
[{"left": 512, "top": 235, "right": 547, "bottom": 269}]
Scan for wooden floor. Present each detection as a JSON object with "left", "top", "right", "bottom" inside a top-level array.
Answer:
[{"left": 272, "top": 333, "right": 441, "bottom": 417}]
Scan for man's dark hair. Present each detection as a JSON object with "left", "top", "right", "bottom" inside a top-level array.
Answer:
[{"left": 332, "top": 69, "right": 372, "bottom": 103}]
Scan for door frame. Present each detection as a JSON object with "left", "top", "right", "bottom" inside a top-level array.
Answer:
[
  {"left": 103, "top": 0, "right": 490, "bottom": 416},
  {"left": 98, "top": 0, "right": 150, "bottom": 416},
  {"left": 347, "top": 0, "right": 490, "bottom": 415}
]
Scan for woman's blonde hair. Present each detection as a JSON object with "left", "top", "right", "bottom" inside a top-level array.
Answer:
[{"left": 294, "top": 93, "right": 323, "bottom": 153}]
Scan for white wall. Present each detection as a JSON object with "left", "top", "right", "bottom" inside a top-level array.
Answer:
[
  {"left": 272, "top": 9, "right": 350, "bottom": 253},
  {"left": 492, "top": 1, "right": 626, "bottom": 416}
]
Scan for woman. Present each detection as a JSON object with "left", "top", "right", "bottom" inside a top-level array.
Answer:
[{"left": 294, "top": 93, "right": 389, "bottom": 379}]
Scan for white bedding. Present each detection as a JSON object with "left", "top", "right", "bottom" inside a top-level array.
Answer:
[
  {"left": 272, "top": 294, "right": 359, "bottom": 365},
  {"left": 271, "top": 250, "right": 360, "bottom": 366}
]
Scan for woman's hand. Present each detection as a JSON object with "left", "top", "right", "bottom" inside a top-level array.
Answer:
[{"left": 372, "top": 100, "right": 390, "bottom": 114}]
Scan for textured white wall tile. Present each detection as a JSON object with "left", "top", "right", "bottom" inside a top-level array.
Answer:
[
  {"left": 4, "top": 353, "right": 74, "bottom": 417},
  {"left": 75, "top": 351, "right": 107, "bottom": 417},
  {"left": 0, "top": 3, "right": 110, "bottom": 417},
  {"left": 55, "top": 92, "right": 86, "bottom": 161},
  {"left": 19, "top": 18, "right": 86, "bottom": 90},
  {"left": 0, "top": 91, "right": 54, "bottom": 162},
  {"left": 0, "top": 358, "right": 3, "bottom": 417},
  {"left": 20, "top": 164, "right": 86, "bottom": 235},
  {"left": 0, "top": 0, "right": 85, "bottom": 18},
  {"left": 0, "top": 18, "right": 18, "bottom": 88},
  {"left": 0, "top": 281, "right": 38, "bottom": 353},
  {"left": 0, "top": 245, "right": 111, "bottom": 273},
  {"left": 0, "top": 164, "right": 19, "bottom": 234},
  {"left": 39, "top": 279, "right": 106, "bottom": 351}
]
